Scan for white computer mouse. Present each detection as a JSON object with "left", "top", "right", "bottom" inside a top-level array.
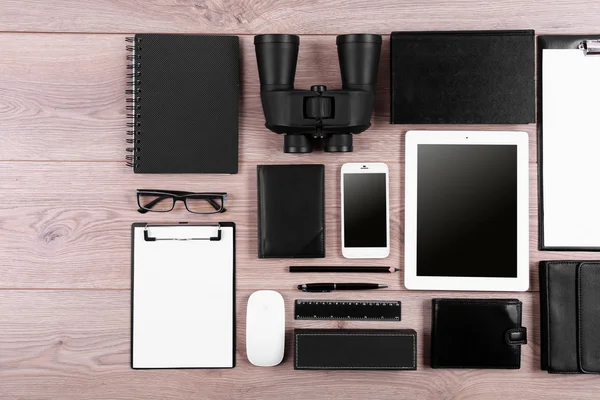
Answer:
[{"left": 246, "top": 290, "right": 285, "bottom": 367}]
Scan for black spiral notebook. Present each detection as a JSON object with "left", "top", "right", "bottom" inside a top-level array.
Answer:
[{"left": 126, "top": 34, "right": 239, "bottom": 173}]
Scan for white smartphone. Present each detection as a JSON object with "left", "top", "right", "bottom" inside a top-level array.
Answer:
[{"left": 341, "top": 163, "right": 390, "bottom": 258}]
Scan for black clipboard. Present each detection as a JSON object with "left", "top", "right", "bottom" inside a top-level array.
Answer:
[{"left": 538, "top": 35, "right": 600, "bottom": 251}]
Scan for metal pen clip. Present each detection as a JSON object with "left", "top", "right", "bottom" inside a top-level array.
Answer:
[{"left": 578, "top": 40, "right": 600, "bottom": 55}]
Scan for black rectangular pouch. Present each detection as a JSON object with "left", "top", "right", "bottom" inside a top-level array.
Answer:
[
  {"left": 540, "top": 261, "right": 600, "bottom": 373},
  {"left": 257, "top": 165, "right": 325, "bottom": 258},
  {"left": 431, "top": 299, "right": 527, "bottom": 369},
  {"left": 294, "top": 329, "right": 417, "bottom": 370},
  {"left": 390, "top": 30, "right": 535, "bottom": 124}
]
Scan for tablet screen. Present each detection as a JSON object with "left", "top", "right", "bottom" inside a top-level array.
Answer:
[{"left": 417, "top": 144, "right": 517, "bottom": 277}]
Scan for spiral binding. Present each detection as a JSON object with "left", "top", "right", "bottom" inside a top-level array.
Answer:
[{"left": 126, "top": 36, "right": 142, "bottom": 168}]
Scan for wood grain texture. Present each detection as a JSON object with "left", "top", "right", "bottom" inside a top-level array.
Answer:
[
  {"left": 0, "top": 34, "right": 538, "bottom": 162},
  {"left": 1, "top": 161, "right": 598, "bottom": 291},
  {"left": 1, "top": 3, "right": 600, "bottom": 397},
  {"left": 5, "top": 289, "right": 600, "bottom": 400},
  {"left": 1, "top": 0, "right": 600, "bottom": 34}
]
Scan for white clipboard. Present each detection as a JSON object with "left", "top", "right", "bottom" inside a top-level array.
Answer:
[{"left": 131, "top": 222, "right": 235, "bottom": 369}]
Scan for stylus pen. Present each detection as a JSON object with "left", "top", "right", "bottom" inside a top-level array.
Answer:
[
  {"left": 297, "top": 283, "right": 388, "bottom": 292},
  {"left": 290, "top": 266, "right": 399, "bottom": 273}
]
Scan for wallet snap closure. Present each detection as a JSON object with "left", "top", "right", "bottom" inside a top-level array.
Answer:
[{"left": 505, "top": 327, "right": 527, "bottom": 345}]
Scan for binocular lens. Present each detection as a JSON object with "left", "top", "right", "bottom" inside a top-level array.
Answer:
[
  {"left": 324, "top": 133, "right": 353, "bottom": 152},
  {"left": 284, "top": 134, "right": 312, "bottom": 153},
  {"left": 255, "top": 34, "right": 300, "bottom": 91},
  {"left": 337, "top": 34, "right": 382, "bottom": 90},
  {"left": 255, "top": 34, "right": 381, "bottom": 154}
]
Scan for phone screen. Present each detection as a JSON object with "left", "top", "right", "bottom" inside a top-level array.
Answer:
[{"left": 343, "top": 173, "right": 387, "bottom": 248}]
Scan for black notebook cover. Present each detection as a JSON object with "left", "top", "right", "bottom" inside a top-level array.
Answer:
[
  {"left": 126, "top": 34, "right": 239, "bottom": 173},
  {"left": 390, "top": 30, "right": 535, "bottom": 124}
]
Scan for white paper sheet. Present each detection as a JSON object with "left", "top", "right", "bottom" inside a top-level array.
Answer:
[
  {"left": 542, "top": 50, "right": 600, "bottom": 248},
  {"left": 132, "top": 225, "right": 234, "bottom": 368}
]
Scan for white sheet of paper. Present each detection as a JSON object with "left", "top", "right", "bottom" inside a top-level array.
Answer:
[
  {"left": 132, "top": 225, "right": 234, "bottom": 368},
  {"left": 542, "top": 49, "right": 600, "bottom": 248}
]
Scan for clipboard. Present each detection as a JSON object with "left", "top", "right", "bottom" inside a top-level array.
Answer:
[
  {"left": 131, "top": 222, "right": 236, "bottom": 369},
  {"left": 538, "top": 35, "right": 600, "bottom": 251}
]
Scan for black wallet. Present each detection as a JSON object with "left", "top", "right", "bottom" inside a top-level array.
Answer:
[
  {"left": 294, "top": 329, "right": 417, "bottom": 370},
  {"left": 257, "top": 165, "right": 325, "bottom": 258},
  {"left": 540, "top": 261, "right": 600, "bottom": 374},
  {"left": 390, "top": 30, "right": 535, "bottom": 124},
  {"left": 431, "top": 299, "right": 527, "bottom": 369}
]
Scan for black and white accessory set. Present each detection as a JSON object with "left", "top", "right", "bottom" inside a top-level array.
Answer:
[{"left": 127, "top": 31, "right": 600, "bottom": 373}]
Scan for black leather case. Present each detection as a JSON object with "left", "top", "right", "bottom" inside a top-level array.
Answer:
[
  {"left": 431, "top": 299, "right": 527, "bottom": 369},
  {"left": 390, "top": 30, "right": 535, "bottom": 124},
  {"left": 257, "top": 165, "right": 325, "bottom": 258},
  {"left": 540, "top": 261, "right": 600, "bottom": 373},
  {"left": 294, "top": 329, "right": 417, "bottom": 370}
]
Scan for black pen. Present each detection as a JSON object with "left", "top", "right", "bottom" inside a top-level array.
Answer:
[
  {"left": 290, "top": 266, "right": 399, "bottom": 273},
  {"left": 297, "top": 283, "right": 388, "bottom": 292}
]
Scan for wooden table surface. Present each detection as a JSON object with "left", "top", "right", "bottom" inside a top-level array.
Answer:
[{"left": 2, "top": 1, "right": 600, "bottom": 399}]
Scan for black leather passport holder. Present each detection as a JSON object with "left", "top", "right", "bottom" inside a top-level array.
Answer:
[
  {"left": 540, "top": 261, "right": 600, "bottom": 374},
  {"left": 294, "top": 329, "right": 417, "bottom": 370},
  {"left": 431, "top": 299, "right": 527, "bottom": 369},
  {"left": 390, "top": 30, "right": 535, "bottom": 124},
  {"left": 257, "top": 165, "right": 325, "bottom": 258}
]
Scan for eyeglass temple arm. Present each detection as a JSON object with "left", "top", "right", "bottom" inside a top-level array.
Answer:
[
  {"left": 206, "top": 197, "right": 225, "bottom": 211},
  {"left": 137, "top": 194, "right": 172, "bottom": 214}
]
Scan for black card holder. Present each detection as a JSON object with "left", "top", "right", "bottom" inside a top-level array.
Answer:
[
  {"left": 540, "top": 261, "right": 600, "bottom": 373},
  {"left": 431, "top": 299, "right": 527, "bottom": 369},
  {"left": 294, "top": 329, "right": 417, "bottom": 370},
  {"left": 257, "top": 165, "right": 325, "bottom": 258}
]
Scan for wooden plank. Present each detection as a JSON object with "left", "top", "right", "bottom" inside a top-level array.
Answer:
[
  {"left": 0, "top": 34, "right": 125, "bottom": 161},
  {"left": 1, "top": 289, "right": 599, "bottom": 400},
  {"left": 1, "top": 0, "right": 599, "bottom": 34},
  {"left": 0, "top": 161, "right": 595, "bottom": 290},
  {"left": 0, "top": 33, "right": 537, "bottom": 162}
]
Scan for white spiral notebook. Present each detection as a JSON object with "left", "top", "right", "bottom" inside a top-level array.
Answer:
[{"left": 131, "top": 222, "right": 235, "bottom": 369}]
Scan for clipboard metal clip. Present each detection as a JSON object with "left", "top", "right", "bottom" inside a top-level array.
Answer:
[
  {"left": 578, "top": 40, "right": 600, "bottom": 56},
  {"left": 143, "top": 223, "right": 222, "bottom": 242}
]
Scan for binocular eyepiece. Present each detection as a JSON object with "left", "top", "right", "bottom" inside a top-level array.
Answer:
[{"left": 254, "top": 34, "right": 382, "bottom": 153}]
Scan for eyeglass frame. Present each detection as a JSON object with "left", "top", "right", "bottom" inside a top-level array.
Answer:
[{"left": 136, "top": 189, "right": 227, "bottom": 214}]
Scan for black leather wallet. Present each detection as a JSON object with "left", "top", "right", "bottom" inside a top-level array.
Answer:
[
  {"left": 540, "top": 261, "right": 600, "bottom": 374},
  {"left": 257, "top": 165, "right": 325, "bottom": 258},
  {"left": 294, "top": 329, "right": 417, "bottom": 370},
  {"left": 431, "top": 299, "right": 527, "bottom": 369}
]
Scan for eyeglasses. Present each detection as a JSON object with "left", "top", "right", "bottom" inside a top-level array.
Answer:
[{"left": 137, "top": 190, "right": 227, "bottom": 214}]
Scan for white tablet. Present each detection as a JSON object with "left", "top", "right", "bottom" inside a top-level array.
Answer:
[{"left": 404, "top": 131, "right": 529, "bottom": 291}]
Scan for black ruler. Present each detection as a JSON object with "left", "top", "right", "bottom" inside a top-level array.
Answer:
[{"left": 295, "top": 300, "right": 401, "bottom": 321}]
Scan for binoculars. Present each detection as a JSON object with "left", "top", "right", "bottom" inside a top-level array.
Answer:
[{"left": 254, "top": 34, "right": 382, "bottom": 153}]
